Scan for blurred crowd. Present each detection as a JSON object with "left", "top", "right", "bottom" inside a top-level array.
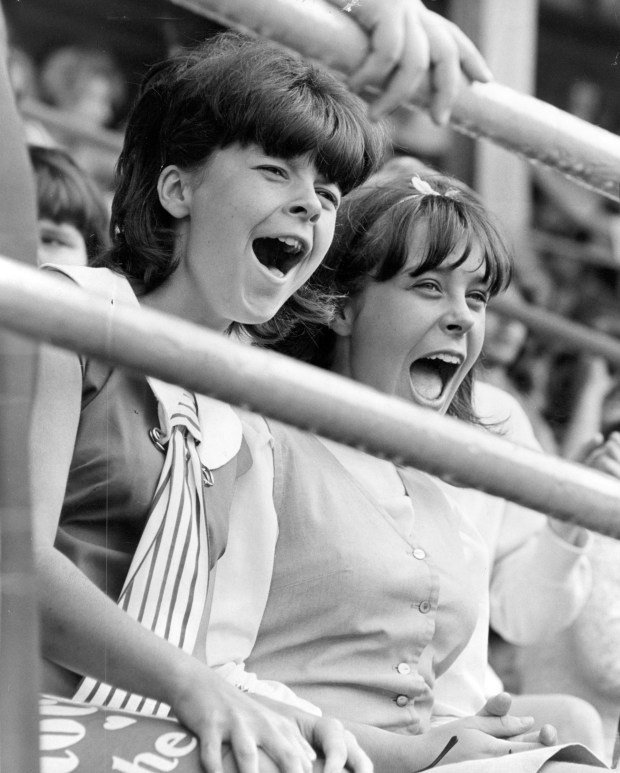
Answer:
[{"left": 7, "top": 41, "right": 126, "bottom": 194}]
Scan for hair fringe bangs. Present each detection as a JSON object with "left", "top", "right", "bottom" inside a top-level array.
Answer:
[
  {"left": 399, "top": 198, "right": 512, "bottom": 297},
  {"left": 37, "top": 170, "right": 98, "bottom": 234}
]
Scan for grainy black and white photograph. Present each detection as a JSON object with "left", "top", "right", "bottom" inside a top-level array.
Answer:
[{"left": 1, "top": 1, "right": 620, "bottom": 771}]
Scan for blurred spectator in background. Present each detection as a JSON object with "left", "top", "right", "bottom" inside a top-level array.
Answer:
[
  {"left": 29, "top": 144, "right": 110, "bottom": 267},
  {"left": 8, "top": 44, "right": 38, "bottom": 102},
  {"left": 6, "top": 42, "right": 54, "bottom": 145},
  {"left": 481, "top": 284, "right": 559, "bottom": 455},
  {"left": 526, "top": 74, "right": 620, "bottom": 451},
  {"left": 517, "top": 382, "right": 620, "bottom": 765},
  {"left": 533, "top": 77, "right": 620, "bottom": 309},
  {"left": 40, "top": 46, "right": 126, "bottom": 129},
  {"left": 543, "top": 267, "right": 620, "bottom": 455},
  {"left": 387, "top": 105, "right": 452, "bottom": 170},
  {"left": 39, "top": 46, "right": 127, "bottom": 191},
  {"left": 534, "top": 79, "right": 619, "bottom": 252}
]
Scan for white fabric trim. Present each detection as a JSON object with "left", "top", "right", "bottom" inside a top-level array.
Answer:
[{"left": 41, "top": 264, "right": 242, "bottom": 470}]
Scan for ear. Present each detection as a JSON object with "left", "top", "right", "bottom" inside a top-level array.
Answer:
[
  {"left": 330, "top": 298, "right": 357, "bottom": 337},
  {"left": 157, "top": 165, "right": 193, "bottom": 219}
]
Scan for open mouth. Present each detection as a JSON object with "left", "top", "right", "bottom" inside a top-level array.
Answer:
[
  {"left": 409, "top": 354, "right": 462, "bottom": 403},
  {"left": 253, "top": 236, "right": 307, "bottom": 278}
]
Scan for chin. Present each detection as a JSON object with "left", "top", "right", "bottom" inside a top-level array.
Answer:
[
  {"left": 406, "top": 388, "right": 450, "bottom": 413},
  {"left": 234, "top": 304, "right": 279, "bottom": 327}
]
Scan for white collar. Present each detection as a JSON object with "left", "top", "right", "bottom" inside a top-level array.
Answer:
[
  {"left": 42, "top": 264, "right": 242, "bottom": 470},
  {"left": 148, "top": 376, "right": 242, "bottom": 470}
]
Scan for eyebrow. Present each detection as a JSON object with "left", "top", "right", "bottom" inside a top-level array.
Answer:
[
  {"left": 280, "top": 154, "right": 340, "bottom": 187},
  {"left": 403, "top": 263, "right": 489, "bottom": 283}
]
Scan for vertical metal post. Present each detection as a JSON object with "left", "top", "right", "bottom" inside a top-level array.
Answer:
[
  {"left": 0, "top": 30, "right": 41, "bottom": 773},
  {"left": 450, "top": 0, "right": 541, "bottom": 280},
  {"left": 473, "top": 0, "right": 539, "bottom": 233}
]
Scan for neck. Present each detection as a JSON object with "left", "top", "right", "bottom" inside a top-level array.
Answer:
[
  {"left": 141, "top": 280, "right": 228, "bottom": 333},
  {"left": 480, "top": 363, "right": 511, "bottom": 388},
  {"left": 329, "top": 338, "right": 351, "bottom": 379}
]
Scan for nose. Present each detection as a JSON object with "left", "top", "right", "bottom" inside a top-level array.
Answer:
[
  {"left": 286, "top": 184, "right": 322, "bottom": 224},
  {"left": 441, "top": 298, "right": 475, "bottom": 335}
]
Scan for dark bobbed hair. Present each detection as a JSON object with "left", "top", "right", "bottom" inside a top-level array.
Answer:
[
  {"left": 29, "top": 144, "right": 110, "bottom": 261},
  {"left": 94, "top": 31, "right": 386, "bottom": 292},
  {"left": 264, "top": 172, "right": 514, "bottom": 424}
]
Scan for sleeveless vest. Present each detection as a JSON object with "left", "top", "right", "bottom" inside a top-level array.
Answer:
[
  {"left": 41, "top": 265, "right": 249, "bottom": 696},
  {"left": 247, "top": 420, "right": 484, "bottom": 734}
]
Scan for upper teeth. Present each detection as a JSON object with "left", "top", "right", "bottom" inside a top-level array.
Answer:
[
  {"left": 278, "top": 236, "right": 303, "bottom": 253},
  {"left": 427, "top": 353, "right": 461, "bottom": 365}
]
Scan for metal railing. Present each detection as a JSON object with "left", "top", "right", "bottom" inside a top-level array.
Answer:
[
  {"left": 1, "top": 256, "right": 619, "bottom": 536},
  {"left": 169, "top": 0, "right": 620, "bottom": 202}
]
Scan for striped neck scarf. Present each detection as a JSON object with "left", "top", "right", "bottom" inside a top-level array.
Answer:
[{"left": 74, "top": 391, "right": 211, "bottom": 716}]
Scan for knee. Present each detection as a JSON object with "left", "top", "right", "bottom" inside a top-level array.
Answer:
[{"left": 542, "top": 693, "right": 603, "bottom": 747}]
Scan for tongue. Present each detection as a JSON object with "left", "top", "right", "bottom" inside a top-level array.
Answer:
[{"left": 410, "top": 361, "right": 442, "bottom": 400}]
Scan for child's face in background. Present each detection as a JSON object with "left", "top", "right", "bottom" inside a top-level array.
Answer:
[
  {"left": 37, "top": 218, "right": 89, "bottom": 267},
  {"left": 159, "top": 142, "right": 341, "bottom": 331},
  {"left": 482, "top": 284, "right": 527, "bottom": 367},
  {"left": 331, "top": 227, "right": 489, "bottom": 415},
  {"left": 483, "top": 310, "right": 527, "bottom": 367}
]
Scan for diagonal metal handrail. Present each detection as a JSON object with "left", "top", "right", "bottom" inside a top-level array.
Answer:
[
  {"left": 169, "top": 0, "right": 620, "bottom": 202},
  {"left": 490, "top": 296, "right": 620, "bottom": 366},
  {"left": 1, "top": 256, "right": 619, "bottom": 539}
]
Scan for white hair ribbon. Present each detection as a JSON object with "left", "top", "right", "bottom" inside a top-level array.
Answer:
[{"left": 409, "top": 175, "right": 441, "bottom": 196}]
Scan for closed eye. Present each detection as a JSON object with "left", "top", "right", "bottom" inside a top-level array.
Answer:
[
  {"left": 41, "top": 236, "right": 71, "bottom": 247},
  {"left": 39, "top": 228, "right": 80, "bottom": 249},
  {"left": 411, "top": 279, "right": 441, "bottom": 294},
  {"left": 258, "top": 165, "right": 288, "bottom": 179}
]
